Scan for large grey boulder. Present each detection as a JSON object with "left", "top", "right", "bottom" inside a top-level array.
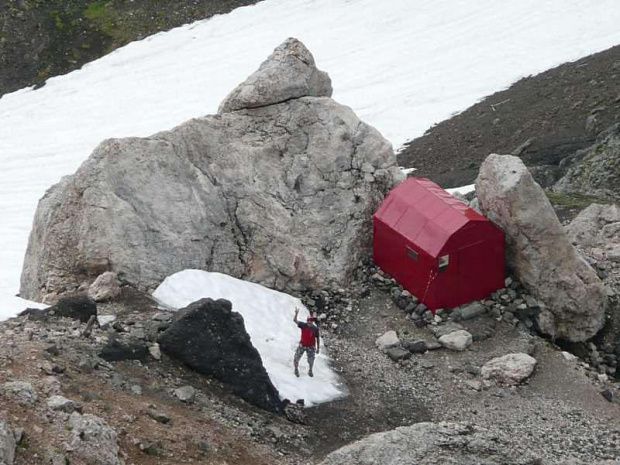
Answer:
[
  {"left": 20, "top": 38, "right": 403, "bottom": 302},
  {"left": 319, "top": 422, "right": 541, "bottom": 465},
  {"left": 67, "top": 413, "right": 123, "bottom": 465},
  {"left": 553, "top": 124, "right": 620, "bottom": 201},
  {"left": 219, "top": 37, "right": 332, "bottom": 113},
  {"left": 476, "top": 154, "right": 606, "bottom": 342},
  {"left": 0, "top": 422, "right": 16, "bottom": 465}
]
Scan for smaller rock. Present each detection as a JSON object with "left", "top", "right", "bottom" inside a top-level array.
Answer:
[
  {"left": 88, "top": 272, "right": 121, "bottom": 302},
  {"left": 438, "top": 330, "right": 473, "bottom": 351},
  {"left": 41, "top": 377, "right": 62, "bottom": 396},
  {"left": 147, "top": 406, "right": 171, "bottom": 424},
  {"left": 174, "top": 386, "right": 197, "bottom": 404},
  {"left": 428, "top": 323, "right": 464, "bottom": 338},
  {"left": 386, "top": 347, "right": 411, "bottom": 361},
  {"left": 68, "top": 413, "right": 122, "bottom": 465},
  {"left": 458, "top": 302, "right": 486, "bottom": 320},
  {"left": 481, "top": 353, "right": 537, "bottom": 386},
  {"left": 0, "top": 421, "right": 16, "bottom": 465},
  {"left": 47, "top": 395, "right": 81, "bottom": 413},
  {"left": 401, "top": 340, "right": 427, "bottom": 354},
  {"left": 149, "top": 343, "right": 162, "bottom": 361},
  {"left": 1, "top": 381, "right": 37, "bottom": 407},
  {"left": 425, "top": 341, "right": 443, "bottom": 350},
  {"left": 375, "top": 331, "right": 400, "bottom": 352}
]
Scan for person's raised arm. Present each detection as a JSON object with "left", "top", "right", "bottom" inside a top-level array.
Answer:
[{"left": 294, "top": 307, "right": 299, "bottom": 324}]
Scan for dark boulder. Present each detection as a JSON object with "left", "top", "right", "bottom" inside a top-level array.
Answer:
[
  {"left": 158, "top": 298, "right": 282, "bottom": 412},
  {"left": 19, "top": 296, "right": 97, "bottom": 323},
  {"left": 99, "top": 334, "right": 149, "bottom": 363},
  {"left": 49, "top": 296, "right": 97, "bottom": 323}
]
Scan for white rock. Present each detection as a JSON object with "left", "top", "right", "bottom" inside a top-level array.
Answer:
[
  {"left": 481, "top": 353, "right": 537, "bottom": 386},
  {"left": 561, "top": 351, "right": 577, "bottom": 361},
  {"left": 88, "top": 272, "right": 121, "bottom": 302},
  {"left": 438, "top": 330, "right": 473, "bottom": 351},
  {"left": 375, "top": 331, "right": 400, "bottom": 352},
  {"left": 149, "top": 343, "right": 162, "bottom": 361},
  {"left": 174, "top": 386, "right": 197, "bottom": 404}
]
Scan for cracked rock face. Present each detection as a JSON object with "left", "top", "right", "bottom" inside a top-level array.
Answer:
[
  {"left": 476, "top": 154, "right": 606, "bottom": 342},
  {"left": 319, "top": 422, "right": 542, "bottom": 465},
  {"left": 20, "top": 38, "right": 403, "bottom": 301}
]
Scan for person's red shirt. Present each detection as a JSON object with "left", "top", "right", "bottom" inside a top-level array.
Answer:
[{"left": 297, "top": 322, "right": 319, "bottom": 347}]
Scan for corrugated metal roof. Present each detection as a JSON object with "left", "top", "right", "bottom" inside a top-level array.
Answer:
[{"left": 374, "top": 177, "right": 486, "bottom": 257}]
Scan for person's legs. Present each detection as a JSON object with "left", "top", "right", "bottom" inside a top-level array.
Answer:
[
  {"left": 293, "top": 345, "right": 304, "bottom": 377},
  {"left": 307, "top": 347, "right": 316, "bottom": 376}
]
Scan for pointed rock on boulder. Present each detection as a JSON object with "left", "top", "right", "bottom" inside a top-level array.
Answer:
[{"left": 219, "top": 37, "right": 332, "bottom": 114}]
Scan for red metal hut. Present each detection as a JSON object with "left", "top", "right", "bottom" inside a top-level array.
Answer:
[{"left": 373, "top": 177, "right": 505, "bottom": 311}]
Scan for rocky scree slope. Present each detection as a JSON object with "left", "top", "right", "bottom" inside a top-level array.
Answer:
[
  {"left": 0, "top": 0, "right": 260, "bottom": 97},
  {"left": 398, "top": 44, "right": 620, "bottom": 189}
]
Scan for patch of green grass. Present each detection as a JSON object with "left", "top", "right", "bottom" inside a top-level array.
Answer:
[
  {"left": 545, "top": 191, "right": 609, "bottom": 209},
  {"left": 84, "top": 2, "right": 109, "bottom": 22}
]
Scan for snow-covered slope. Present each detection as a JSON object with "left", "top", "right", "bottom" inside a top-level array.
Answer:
[
  {"left": 153, "top": 270, "right": 346, "bottom": 406},
  {"left": 2, "top": 0, "right": 620, "bottom": 319}
]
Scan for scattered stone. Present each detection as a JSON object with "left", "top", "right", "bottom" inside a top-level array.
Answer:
[
  {"left": 174, "top": 386, "right": 197, "bottom": 404},
  {"left": 481, "top": 353, "right": 537, "bottom": 386},
  {"left": 1, "top": 381, "right": 37, "bottom": 407},
  {"left": 99, "top": 334, "right": 149, "bottom": 363},
  {"left": 401, "top": 339, "right": 427, "bottom": 354},
  {"left": 386, "top": 347, "right": 411, "bottom": 361},
  {"left": 148, "top": 343, "right": 161, "bottom": 361},
  {"left": 47, "top": 395, "right": 81, "bottom": 413},
  {"left": 0, "top": 421, "right": 16, "bottom": 465},
  {"left": 88, "top": 271, "right": 121, "bottom": 302},
  {"left": 41, "top": 377, "right": 62, "bottom": 396},
  {"left": 147, "top": 405, "right": 171, "bottom": 425},
  {"left": 428, "top": 323, "right": 464, "bottom": 338},
  {"left": 457, "top": 302, "right": 486, "bottom": 320},
  {"left": 138, "top": 439, "right": 163, "bottom": 456},
  {"left": 438, "top": 330, "right": 473, "bottom": 351},
  {"left": 283, "top": 400, "right": 308, "bottom": 425},
  {"left": 67, "top": 412, "right": 123, "bottom": 465},
  {"left": 375, "top": 331, "right": 400, "bottom": 352}
]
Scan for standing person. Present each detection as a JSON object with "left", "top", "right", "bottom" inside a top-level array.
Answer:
[{"left": 293, "top": 307, "right": 320, "bottom": 377}]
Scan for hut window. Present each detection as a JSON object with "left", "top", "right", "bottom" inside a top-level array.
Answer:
[
  {"left": 406, "top": 246, "right": 419, "bottom": 260},
  {"left": 438, "top": 254, "right": 450, "bottom": 271}
]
